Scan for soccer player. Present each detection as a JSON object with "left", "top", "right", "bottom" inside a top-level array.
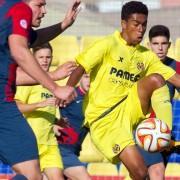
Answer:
[
  {"left": 64, "top": 1, "right": 180, "bottom": 180},
  {"left": 0, "top": 0, "right": 80, "bottom": 179},
  {"left": 136, "top": 24, "right": 180, "bottom": 179},
  {"left": 15, "top": 43, "right": 72, "bottom": 180},
  {"left": 54, "top": 73, "right": 91, "bottom": 180},
  {"left": 148, "top": 25, "right": 180, "bottom": 100}
]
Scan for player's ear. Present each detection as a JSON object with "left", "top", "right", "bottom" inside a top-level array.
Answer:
[{"left": 121, "top": 20, "right": 127, "bottom": 30}]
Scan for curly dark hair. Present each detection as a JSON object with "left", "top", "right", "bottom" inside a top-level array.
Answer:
[{"left": 121, "top": 1, "right": 148, "bottom": 21}]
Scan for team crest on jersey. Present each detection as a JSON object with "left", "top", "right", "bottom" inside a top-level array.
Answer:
[
  {"left": 20, "top": 19, "right": 28, "bottom": 29},
  {"left": 137, "top": 62, "right": 145, "bottom": 71},
  {"left": 112, "top": 144, "right": 120, "bottom": 154},
  {"left": 0, "top": 0, "right": 5, "bottom": 6}
]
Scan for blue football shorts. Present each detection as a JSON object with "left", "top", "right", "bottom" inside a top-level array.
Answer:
[{"left": 0, "top": 101, "right": 38, "bottom": 166}]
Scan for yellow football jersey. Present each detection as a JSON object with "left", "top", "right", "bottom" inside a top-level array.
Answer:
[
  {"left": 15, "top": 85, "right": 57, "bottom": 145},
  {"left": 76, "top": 30, "right": 175, "bottom": 127}
]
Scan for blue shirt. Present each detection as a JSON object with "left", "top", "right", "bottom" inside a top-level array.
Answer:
[{"left": 164, "top": 56, "right": 180, "bottom": 100}]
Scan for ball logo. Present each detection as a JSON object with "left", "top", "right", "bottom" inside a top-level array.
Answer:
[{"left": 20, "top": 19, "right": 28, "bottom": 29}]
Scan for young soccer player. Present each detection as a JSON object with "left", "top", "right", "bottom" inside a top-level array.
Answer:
[
  {"left": 15, "top": 43, "right": 70, "bottom": 180},
  {"left": 64, "top": 1, "right": 180, "bottom": 180},
  {"left": 0, "top": 0, "right": 80, "bottom": 179},
  {"left": 136, "top": 25, "right": 180, "bottom": 179},
  {"left": 148, "top": 25, "right": 180, "bottom": 100},
  {"left": 54, "top": 73, "right": 91, "bottom": 180}
]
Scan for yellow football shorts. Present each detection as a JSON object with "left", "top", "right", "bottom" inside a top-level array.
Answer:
[
  {"left": 90, "top": 83, "right": 146, "bottom": 164},
  {"left": 38, "top": 144, "right": 63, "bottom": 171}
]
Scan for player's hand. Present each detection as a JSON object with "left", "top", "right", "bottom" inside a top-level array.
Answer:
[
  {"left": 167, "top": 140, "right": 180, "bottom": 151},
  {"left": 162, "top": 140, "right": 176, "bottom": 152},
  {"left": 56, "top": 117, "right": 70, "bottom": 127},
  {"left": 53, "top": 125, "right": 63, "bottom": 136},
  {"left": 52, "top": 61, "right": 77, "bottom": 80},
  {"left": 61, "top": 0, "right": 81, "bottom": 29},
  {"left": 53, "top": 85, "right": 77, "bottom": 106},
  {"left": 37, "top": 97, "right": 56, "bottom": 108}
]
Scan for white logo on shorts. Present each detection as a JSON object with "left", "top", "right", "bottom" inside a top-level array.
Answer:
[
  {"left": 20, "top": 19, "right": 28, "bottom": 29},
  {"left": 76, "top": 100, "right": 82, "bottom": 104}
]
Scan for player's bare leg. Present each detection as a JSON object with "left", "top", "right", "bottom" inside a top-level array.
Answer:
[
  {"left": 12, "top": 159, "right": 42, "bottom": 180},
  {"left": 119, "top": 145, "right": 149, "bottom": 180},
  {"left": 64, "top": 166, "right": 91, "bottom": 180},
  {"left": 148, "top": 162, "right": 165, "bottom": 180},
  {"left": 44, "top": 168, "right": 64, "bottom": 180}
]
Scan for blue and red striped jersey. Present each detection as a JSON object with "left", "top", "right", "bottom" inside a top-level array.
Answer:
[{"left": 0, "top": 0, "right": 32, "bottom": 101}]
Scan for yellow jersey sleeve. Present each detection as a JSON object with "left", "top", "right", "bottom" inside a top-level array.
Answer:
[
  {"left": 15, "top": 86, "right": 32, "bottom": 103},
  {"left": 146, "top": 52, "right": 176, "bottom": 80},
  {"left": 76, "top": 38, "right": 109, "bottom": 73}
]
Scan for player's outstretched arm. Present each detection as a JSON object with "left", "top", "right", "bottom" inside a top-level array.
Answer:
[
  {"left": 31, "top": 0, "right": 81, "bottom": 47},
  {"left": 10, "top": 34, "right": 76, "bottom": 102},
  {"left": 57, "top": 65, "right": 85, "bottom": 107},
  {"left": 16, "top": 97, "right": 56, "bottom": 113},
  {"left": 66, "top": 64, "right": 85, "bottom": 87},
  {"left": 16, "top": 61, "right": 77, "bottom": 85},
  {"left": 60, "top": 0, "right": 81, "bottom": 30},
  {"left": 51, "top": 61, "right": 77, "bottom": 80},
  {"left": 62, "top": 64, "right": 84, "bottom": 105}
]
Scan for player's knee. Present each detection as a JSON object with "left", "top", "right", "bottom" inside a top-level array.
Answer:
[
  {"left": 28, "top": 173, "right": 42, "bottom": 180},
  {"left": 148, "top": 163, "right": 165, "bottom": 178},
  {"left": 22, "top": 172, "right": 42, "bottom": 180},
  {"left": 148, "top": 73, "right": 165, "bottom": 88}
]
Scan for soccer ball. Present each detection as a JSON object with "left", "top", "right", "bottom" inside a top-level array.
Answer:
[{"left": 135, "top": 118, "right": 171, "bottom": 152}]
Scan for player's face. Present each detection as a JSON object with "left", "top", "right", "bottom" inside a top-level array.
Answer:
[
  {"left": 80, "top": 74, "right": 90, "bottom": 93},
  {"left": 34, "top": 48, "right": 52, "bottom": 71},
  {"left": 149, "top": 36, "right": 170, "bottom": 61},
  {"left": 27, "top": 0, "right": 47, "bottom": 27},
  {"left": 121, "top": 13, "right": 147, "bottom": 46}
]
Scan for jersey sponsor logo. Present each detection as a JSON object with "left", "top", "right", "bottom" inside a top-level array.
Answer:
[
  {"left": 110, "top": 67, "right": 140, "bottom": 82},
  {"left": 41, "top": 93, "right": 53, "bottom": 99},
  {"left": 112, "top": 144, "right": 120, "bottom": 154},
  {"left": 109, "top": 77, "right": 133, "bottom": 88},
  {"left": 20, "top": 19, "right": 28, "bottom": 29}
]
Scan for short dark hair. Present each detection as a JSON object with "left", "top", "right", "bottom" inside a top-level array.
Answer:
[
  {"left": 32, "top": 43, "right": 53, "bottom": 54},
  {"left": 149, "top": 25, "right": 170, "bottom": 41},
  {"left": 121, "top": 1, "right": 148, "bottom": 20}
]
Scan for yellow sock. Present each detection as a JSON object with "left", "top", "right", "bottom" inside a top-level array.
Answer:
[{"left": 151, "top": 85, "right": 172, "bottom": 129}]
